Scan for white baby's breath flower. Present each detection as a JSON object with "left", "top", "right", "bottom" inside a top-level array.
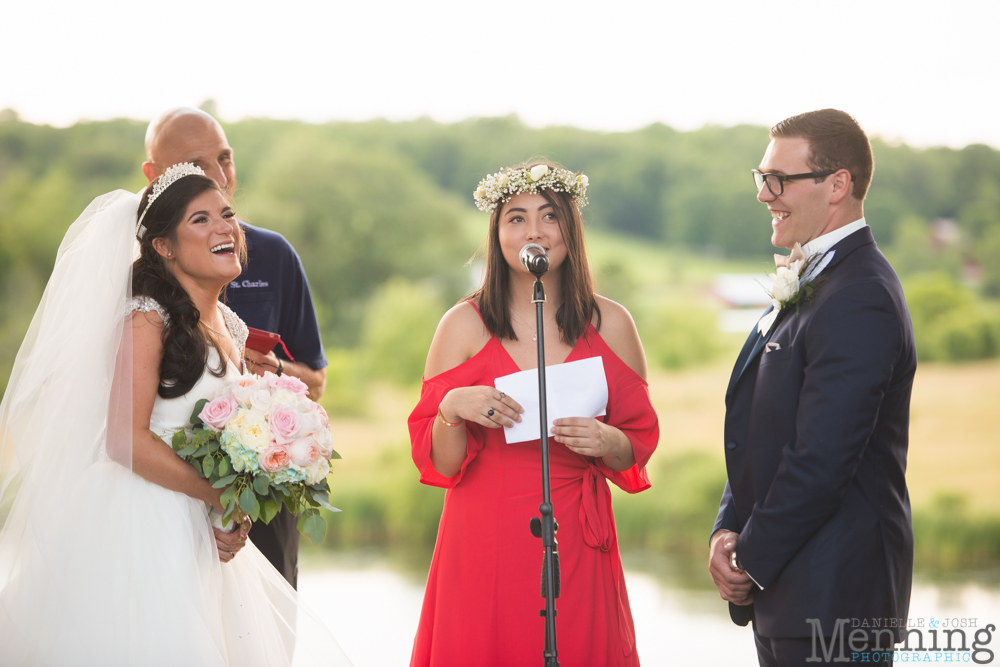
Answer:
[{"left": 472, "top": 165, "right": 590, "bottom": 213}]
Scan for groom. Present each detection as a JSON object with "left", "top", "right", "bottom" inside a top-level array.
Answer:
[
  {"left": 143, "top": 107, "right": 329, "bottom": 588},
  {"left": 709, "top": 109, "right": 916, "bottom": 665}
]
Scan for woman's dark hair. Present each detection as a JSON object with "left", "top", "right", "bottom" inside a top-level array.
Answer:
[
  {"left": 132, "top": 173, "right": 246, "bottom": 398},
  {"left": 469, "top": 159, "right": 600, "bottom": 344}
]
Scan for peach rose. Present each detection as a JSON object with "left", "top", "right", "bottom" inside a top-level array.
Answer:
[
  {"left": 260, "top": 445, "right": 290, "bottom": 472},
  {"left": 231, "top": 375, "right": 262, "bottom": 407},
  {"left": 268, "top": 405, "right": 301, "bottom": 445},
  {"left": 199, "top": 394, "right": 237, "bottom": 432}
]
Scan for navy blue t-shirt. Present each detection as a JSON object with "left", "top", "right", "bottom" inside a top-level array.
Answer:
[{"left": 222, "top": 223, "right": 327, "bottom": 370}]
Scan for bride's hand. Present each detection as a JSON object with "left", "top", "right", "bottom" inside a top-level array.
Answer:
[{"left": 216, "top": 512, "right": 251, "bottom": 564}]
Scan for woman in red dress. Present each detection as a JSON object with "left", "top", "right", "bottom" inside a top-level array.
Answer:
[{"left": 408, "top": 161, "right": 659, "bottom": 666}]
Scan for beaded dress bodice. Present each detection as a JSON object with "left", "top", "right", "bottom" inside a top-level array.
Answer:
[{"left": 125, "top": 297, "right": 248, "bottom": 441}]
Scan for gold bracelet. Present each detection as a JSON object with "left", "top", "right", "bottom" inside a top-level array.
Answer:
[{"left": 437, "top": 406, "right": 463, "bottom": 427}]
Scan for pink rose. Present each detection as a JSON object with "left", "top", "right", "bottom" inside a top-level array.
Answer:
[
  {"left": 260, "top": 445, "right": 290, "bottom": 472},
  {"left": 199, "top": 394, "right": 237, "bottom": 432},
  {"left": 275, "top": 375, "right": 309, "bottom": 396},
  {"left": 287, "top": 437, "right": 320, "bottom": 468},
  {"left": 268, "top": 405, "right": 301, "bottom": 445}
]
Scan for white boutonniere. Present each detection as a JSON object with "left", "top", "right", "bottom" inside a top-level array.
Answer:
[{"left": 757, "top": 243, "right": 829, "bottom": 335}]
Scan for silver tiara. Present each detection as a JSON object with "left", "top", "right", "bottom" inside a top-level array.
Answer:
[{"left": 136, "top": 162, "right": 206, "bottom": 239}]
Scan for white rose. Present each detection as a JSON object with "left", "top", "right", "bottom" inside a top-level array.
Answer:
[
  {"left": 271, "top": 388, "right": 297, "bottom": 407},
  {"left": 249, "top": 389, "right": 272, "bottom": 413},
  {"left": 314, "top": 427, "right": 335, "bottom": 459},
  {"left": 305, "top": 459, "right": 331, "bottom": 486},
  {"left": 578, "top": 174, "right": 589, "bottom": 188},
  {"left": 770, "top": 266, "right": 800, "bottom": 303},
  {"left": 497, "top": 174, "right": 509, "bottom": 189},
  {"left": 225, "top": 409, "right": 274, "bottom": 453},
  {"left": 529, "top": 164, "right": 549, "bottom": 181},
  {"left": 296, "top": 410, "right": 322, "bottom": 436}
]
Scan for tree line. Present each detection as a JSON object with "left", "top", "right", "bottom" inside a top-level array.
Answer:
[{"left": 1, "top": 112, "right": 998, "bottom": 394}]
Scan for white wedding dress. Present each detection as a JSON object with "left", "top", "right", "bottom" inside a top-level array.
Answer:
[{"left": 0, "top": 191, "right": 352, "bottom": 666}]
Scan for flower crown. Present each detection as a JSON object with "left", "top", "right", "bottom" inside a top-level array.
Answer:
[
  {"left": 137, "top": 162, "right": 207, "bottom": 239},
  {"left": 473, "top": 164, "right": 589, "bottom": 213}
]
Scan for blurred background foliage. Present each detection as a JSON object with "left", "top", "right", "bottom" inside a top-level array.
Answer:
[{"left": 1, "top": 110, "right": 998, "bottom": 577}]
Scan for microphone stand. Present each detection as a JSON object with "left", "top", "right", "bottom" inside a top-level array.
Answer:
[{"left": 527, "top": 271, "right": 560, "bottom": 667}]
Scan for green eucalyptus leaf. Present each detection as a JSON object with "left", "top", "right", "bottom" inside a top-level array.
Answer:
[
  {"left": 252, "top": 474, "right": 270, "bottom": 496},
  {"left": 328, "top": 449, "right": 342, "bottom": 460},
  {"left": 218, "top": 457, "right": 229, "bottom": 476},
  {"left": 259, "top": 497, "right": 278, "bottom": 524},
  {"left": 239, "top": 486, "right": 256, "bottom": 515},
  {"left": 193, "top": 429, "right": 211, "bottom": 446},
  {"left": 190, "top": 399, "right": 208, "bottom": 426},
  {"left": 202, "top": 456, "right": 215, "bottom": 478},
  {"left": 248, "top": 495, "right": 261, "bottom": 522},
  {"left": 301, "top": 513, "right": 327, "bottom": 545},
  {"left": 310, "top": 490, "right": 340, "bottom": 513},
  {"left": 213, "top": 474, "right": 238, "bottom": 489},
  {"left": 177, "top": 444, "right": 199, "bottom": 457}
]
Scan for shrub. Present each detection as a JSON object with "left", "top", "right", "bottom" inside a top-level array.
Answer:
[
  {"left": 360, "top": 278, "right": 445, "bottom": 386},
  {"left": 638, "top": 303, "right": 723, "bottom": 369}
]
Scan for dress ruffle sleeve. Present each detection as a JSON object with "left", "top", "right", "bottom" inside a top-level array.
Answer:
[
  {"left": 594, "top": 376, "right": 658, "bottom": 494},
  {"left": 408, "top": 373, "right": 488, "bottom": 489}
]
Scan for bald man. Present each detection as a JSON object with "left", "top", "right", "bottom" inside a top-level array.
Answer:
[{"left": 143, "top": 107, "right": 328, "bottom": 588}]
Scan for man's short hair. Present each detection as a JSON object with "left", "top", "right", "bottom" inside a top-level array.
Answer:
[{"left": 771, "top": 109, "right": 874, "bottom": 200}]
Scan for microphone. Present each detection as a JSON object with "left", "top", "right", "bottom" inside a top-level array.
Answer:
[{"left": 519, "top": 243, "right": 549, "bottom": 276}]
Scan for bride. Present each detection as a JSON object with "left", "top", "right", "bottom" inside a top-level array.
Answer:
[{"left": 0, "top": 165, "right": 352, "bottom": 666}]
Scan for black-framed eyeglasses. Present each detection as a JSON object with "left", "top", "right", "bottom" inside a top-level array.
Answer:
[{"left": 752, "top": 169, "right": 836, "bottom": 197}]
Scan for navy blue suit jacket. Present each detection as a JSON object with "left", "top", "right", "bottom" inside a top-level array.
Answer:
[{"left": 713, "top": 227, "right": 916, "bottom": 640}]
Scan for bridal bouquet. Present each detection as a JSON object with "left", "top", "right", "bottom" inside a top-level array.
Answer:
[{"left": 170, "top": 371, "right": 340, "bottom": 544}]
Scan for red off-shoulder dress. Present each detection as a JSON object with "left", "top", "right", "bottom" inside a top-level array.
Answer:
[{"left": 408, "top": 305, "right": 659, "bottom": 667}]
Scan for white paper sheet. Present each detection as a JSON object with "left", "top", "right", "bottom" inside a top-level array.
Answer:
[{"left": 494, "top": 356, "right": 608, "bottom": 444}]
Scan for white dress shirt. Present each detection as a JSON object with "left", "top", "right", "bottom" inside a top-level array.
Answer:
[{"left": 800, "top": 217, "right": 868, "bottom": 282}]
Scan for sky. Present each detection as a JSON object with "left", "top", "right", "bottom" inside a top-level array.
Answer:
[{"left": 3, "top": 0, "right": 999, "bottom": 149}]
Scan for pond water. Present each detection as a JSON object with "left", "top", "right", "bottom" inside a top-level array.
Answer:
[{"left": 297, "top": 553, "right": 1000, "bottom": 667}]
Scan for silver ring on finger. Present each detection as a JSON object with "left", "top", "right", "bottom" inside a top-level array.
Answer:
[
  {"left": 499, "top": 392, "right": 505, "bottom": 399},
  {"left": 487, "top": 409, "right": 495, "bottom": 417},
  {"left": 230, "top": 550, "right": 235, "bottom": 558}
]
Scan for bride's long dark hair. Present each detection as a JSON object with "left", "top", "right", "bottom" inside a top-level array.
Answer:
[{"left": 132, "top": 174, "right": 247, "bottom": 398}]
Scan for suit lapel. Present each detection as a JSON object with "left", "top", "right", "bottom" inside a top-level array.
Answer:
[
  {"left": 725, "top": 227, "right": 875, "bottom": 398},
  {"left": 726, "top": 305, "right": 781, "bottom": 399}
]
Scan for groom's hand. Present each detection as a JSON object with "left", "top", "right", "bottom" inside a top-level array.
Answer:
[{"left": 709, "top": 529, "right": 754, "bottom": 605}]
